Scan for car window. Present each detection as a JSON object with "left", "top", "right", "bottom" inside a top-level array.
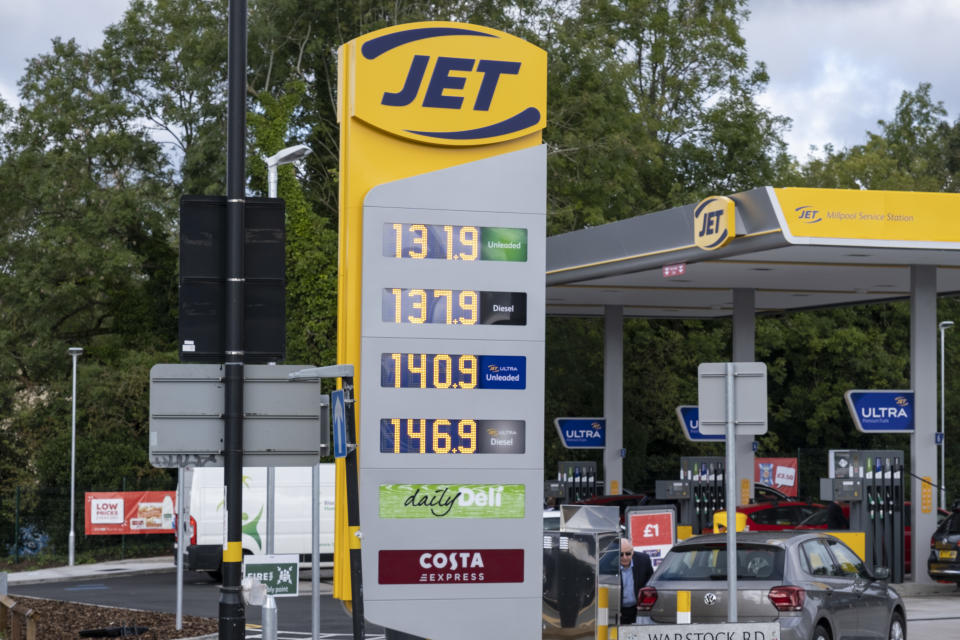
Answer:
[
  {"left": 748, "top": 507, "right": 784, "bottom": 525},
  {"left": 656, "top": 544, "right": 784, "bottom": 581},
  {"left": 827, "top": 540, "right": 867, "bottom": 577},
  {"left": 798, "top": 509, "right": 829, "bottom": 527},
  {"left": 941, "top": 513, "right": 960, "bottom": 535},
  {"left": 750, "top": 506, "right": 809, "bottom": 526},
  {"left": 800, "top": 540, "right": 837, "bottom": 577}
]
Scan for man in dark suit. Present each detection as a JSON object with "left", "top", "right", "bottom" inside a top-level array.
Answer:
[{"left": 619, "top": 537, "right": 654, "bottom": 624}]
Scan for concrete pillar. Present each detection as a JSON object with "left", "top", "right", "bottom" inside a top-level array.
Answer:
[
  {"left": 911, "top": 265, "right": 937, "bottom": 583},
  {"left": 732, "top": 289, "right": 756, "bottom": 505},
  {"left": 604, "top": 306, "right": 624, "bottom": 494}
]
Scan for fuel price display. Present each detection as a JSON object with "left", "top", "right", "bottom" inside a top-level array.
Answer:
[
  {"left": 380, "top": 419, "right": 525, "bottom": 454},
  {"left": 380, "top": 353, "right": 525, "bottom": 390},
  {"left": 383, "top": 223, "right": 527, "bottom": 262},
  {"left": 382, "top": 288, "right": 526, "bottom": 325}
]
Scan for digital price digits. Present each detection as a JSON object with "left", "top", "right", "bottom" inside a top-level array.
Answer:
[
  {"left": 383, "top": 223, "right": 527, "bottom": 262},
  {"left": 380, "top": 353, "right": 526, "bottom": 390},
  {"left": 379, "top": 419, "right": 527, "bottom": 454},
  {"left": 382, "top": 289, "right": 526, "bottom": 325}
]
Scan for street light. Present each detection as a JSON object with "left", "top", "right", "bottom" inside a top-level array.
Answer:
[
  {"left": 67, "top": 346, "right": 83, "bottom": 566},
  {"left": 939, "top": 321, "right": 954, "bottom": 511},
  {"left": 264, "top": 144, "right": 312, "bottom": 198},
  {"left": 262, "top": 143, "right": 311, "bottom": 640}
]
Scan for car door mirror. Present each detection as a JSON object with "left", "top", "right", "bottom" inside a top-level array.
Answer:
[{"left": 872, "top": 566, "right": 890, "bottom": 581}]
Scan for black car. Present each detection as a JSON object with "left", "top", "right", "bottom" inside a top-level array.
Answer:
[{"left": 929, "top": 507, "right": 960, "bottom": 583}]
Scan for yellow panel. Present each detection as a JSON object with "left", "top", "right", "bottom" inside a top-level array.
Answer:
[
  {"left": 334, "top": 22, "right": 545, "bottom": 603},
  {"left": 774, "top": 187, "right": 960, "bottom": 244},
  {"left": 825, "top": 531, "right": 866, "bottom": 561},
  {"left": 712, "top": 511, "right": 748, "bottom": 533},
  {"left": 677, "top": 525, "right": 693, "bottom": 541}
]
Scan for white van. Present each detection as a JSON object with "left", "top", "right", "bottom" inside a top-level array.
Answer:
[{"left": 182, "top": 465, "right": 336, "bottom": 579}]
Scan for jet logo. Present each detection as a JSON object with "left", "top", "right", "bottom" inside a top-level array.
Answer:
[
  {"left": 348, "top": 22, "right": 546, "bottom": 146},
  {"left": 694, "top": 196, "right": 736, "bottom": 250}
]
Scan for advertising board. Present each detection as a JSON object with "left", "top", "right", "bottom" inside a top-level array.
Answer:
[{"left": 84, "top": 491, "right": 176, "bottom": 535}]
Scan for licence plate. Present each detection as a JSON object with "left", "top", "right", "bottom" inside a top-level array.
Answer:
[{"left": 938, "top": 550, "right": 957, "bottom": 561}]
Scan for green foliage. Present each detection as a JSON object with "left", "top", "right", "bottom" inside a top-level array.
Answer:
[{"left": 3, "top": 0, "right": 959, "bottom": 505}]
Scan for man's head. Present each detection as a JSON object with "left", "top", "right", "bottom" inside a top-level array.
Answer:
[{"left": 620, "top": 538, "right": 634, "bottom": 568}]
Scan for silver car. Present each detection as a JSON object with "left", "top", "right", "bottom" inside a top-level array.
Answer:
[{"left": 637, "top": 532, "right": 905, "bottom": 640}]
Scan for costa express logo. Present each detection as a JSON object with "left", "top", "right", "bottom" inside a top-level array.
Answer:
[
  {"left": 378, "top": 548, "right": 524, "bottom": 584},
  {"left": 350, "top": 22, "right": 546, "bottom": 145},
  {"left": 693, "top": 196, "right": 736, "bottom": 250}
]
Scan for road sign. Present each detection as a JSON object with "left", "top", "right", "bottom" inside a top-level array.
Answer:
[
  {"left": 331, "top": 389, "right": 347, "bottom": 459},
  {"left": 554, "top": 417, "right": 606, "bottom": 448},
  {"left": 936, "top": 432, "right": 945, "bottom": 445},
  {"left": 149, "top": 364, "right": 328, "bottom": 468},
  {"left": 674, "top": 406, "right": 724, "bottom": 442},
  {"left": 844, "top": 390, "right": 914, "bottom": 433},
  {"left": 697, "top": 362, "right": 768, "bottom": 435},
  {"left": 243, "top": 554, "right": 299, "bottom": 597}
]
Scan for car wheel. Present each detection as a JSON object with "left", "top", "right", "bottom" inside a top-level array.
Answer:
[
  {"left": 812, "top": 623, "right": 830, "bottom": 640},
  {"left": 888, "top": 612, "right": 906, "bottom": 640}
]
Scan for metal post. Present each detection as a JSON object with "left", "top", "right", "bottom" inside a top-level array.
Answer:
[
  {"left": 176, "top": 466, "right": 184, "bottom": 630},
  {"left": 219, "top": 0, "right": 246, "bottom": 636},
  {"left": 725, "top": 363, "right": 737, "bottom": 623},
  {"left": 68, "top": 347, "right": 82, "bottom": 567},
  {"left": 265, "top": 467, "right": 277, "bottom": 640},
  {"left": 312, "top": 463, "right": 321, "bottom": 640},
  {"left": 343, "top": 376, "right": 365, "bottom": 640},
  {"left": 940, "top": 321, "right": 953, "bottom": 510}
]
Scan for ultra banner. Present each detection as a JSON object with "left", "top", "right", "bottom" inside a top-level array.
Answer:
[{"left": 85, "top": 491, "right": 176, "bottom": 535}]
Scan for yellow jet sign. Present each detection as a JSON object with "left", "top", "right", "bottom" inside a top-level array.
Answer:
[
  {"left": 349, "top": 22, "right": 546, "bottom": 146},
  {"left": 694, "top": 195, "right": 736, "bottom": 250}
]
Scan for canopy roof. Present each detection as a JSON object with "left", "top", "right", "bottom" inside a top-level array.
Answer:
[{"left": 546, "top": 187, "right": 960, "bottom": 318}]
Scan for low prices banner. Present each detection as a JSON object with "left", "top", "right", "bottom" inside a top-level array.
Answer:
[
  {"left": 754, "top": 457, "right": 798, "bottom": 497},
  {"left": 85, "top": 491, "right": 176, "bottom": 535}
]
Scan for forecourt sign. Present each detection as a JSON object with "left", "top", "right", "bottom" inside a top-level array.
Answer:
[
  {"left": 338, "top": 22, "right": 546, "bottom": 638},
  {"left": 675, "top": 405, "right": 724, "bottom": 442},
  {"left": 844, "top": 390, "right": 914, "bottom": 433}
]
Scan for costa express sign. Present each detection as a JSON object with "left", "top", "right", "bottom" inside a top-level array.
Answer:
[{"left": 350, "top": 22, "right": 546, "bottom": 146}]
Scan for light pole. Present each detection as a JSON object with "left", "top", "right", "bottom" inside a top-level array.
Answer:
[
  {"left": 67, "top": 346, "right": 83, "bottom": 566},
  {"left": 264, "top": 144, "right": 312, "bottom": 199},
  {"left": 940, "top": 321, "right": 954, "bottom": 510},
  {"left": 261, "top": 144, "right": 311, "bottom": 640}
]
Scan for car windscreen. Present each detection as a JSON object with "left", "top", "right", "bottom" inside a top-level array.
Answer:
[
  {"left": 656, "top": 543, "right": 785, "bottom": 581},
  {"left": 797, "top": 509, "right": 829, "bottom": 526}
]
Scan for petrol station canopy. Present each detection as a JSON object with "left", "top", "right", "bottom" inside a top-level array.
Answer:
[{"left": 546, "top": 187, "right": 960, "bottom": 317}]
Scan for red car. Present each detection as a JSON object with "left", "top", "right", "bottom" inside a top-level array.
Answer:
[{"left": 736, "top": 501, "right": 824, "bottom": 531}]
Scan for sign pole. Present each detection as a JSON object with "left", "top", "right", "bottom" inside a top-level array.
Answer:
[
  {"left": 724, "top": 363, "right": 737, "bottom": 623},
  {"left": 312, "top": 462, "right": 321, "bottom": 640},
  {"left": 220, "top": 0, "right": 246, "bottom": 636},
  {"left": 176, "top": 466, "right": 185, "bottom": 630},
  {"left": 342, "top": 375, "right": 364, "bottom": 640}
]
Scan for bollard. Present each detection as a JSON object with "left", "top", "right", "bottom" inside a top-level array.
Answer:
[
  {"left": 262, "top": 595, "right": 278, "bottom": 640},
  {"left": 597, "top": 586, "right": 608, "bottom": 639},
  {"left": 676, "top": 590, "right": 691, "bottom": 624}
]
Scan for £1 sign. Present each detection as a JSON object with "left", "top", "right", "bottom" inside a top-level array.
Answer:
[{"left": 628, "top": 509, "right": 676, "bottom": 568}]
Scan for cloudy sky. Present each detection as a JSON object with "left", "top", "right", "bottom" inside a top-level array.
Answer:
[{"left": 2, "top": 0, "right": 958, "bottom": 161}]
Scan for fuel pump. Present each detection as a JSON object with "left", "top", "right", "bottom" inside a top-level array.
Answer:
[
  {"left": 656, "top": 456, "right": 724, "bottom": 534},
  {"left": 821, "top": 449, "right": 905, "bottom": 582}
]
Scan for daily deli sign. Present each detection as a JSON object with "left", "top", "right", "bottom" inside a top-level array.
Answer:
[
  {"left": 379, "top": 484, "right": 525, "bottom": 519},
  {"left": 85, "top": 491, "right": 176, "bottom": 535},
  {"left": 379, "top": 549, "right": 524, "bottom": 584}
]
